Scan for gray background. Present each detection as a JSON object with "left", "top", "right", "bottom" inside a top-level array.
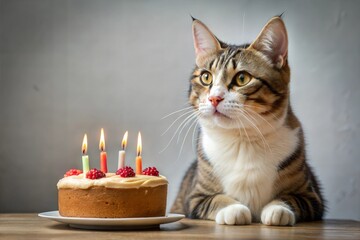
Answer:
[{"left": 1, "top": 0, "right": 359, "bottom": 220}]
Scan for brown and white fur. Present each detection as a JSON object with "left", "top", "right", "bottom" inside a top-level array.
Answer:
[{"left": 170, "top": 16, "right": 325, "bottom": 226}]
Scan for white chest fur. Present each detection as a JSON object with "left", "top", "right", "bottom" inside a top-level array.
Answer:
[{"left": 202, "top": 125, "right": 299, "bottom": 220}]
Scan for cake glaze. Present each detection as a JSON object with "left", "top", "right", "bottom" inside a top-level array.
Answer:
[{"left": 57, "top": 173, "right": 168, "bottom": 189}]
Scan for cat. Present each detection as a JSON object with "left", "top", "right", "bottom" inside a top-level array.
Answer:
[{"left": 170, "top": 16, "right": 325, "bottom": 226}]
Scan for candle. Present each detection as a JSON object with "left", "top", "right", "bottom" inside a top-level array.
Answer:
[
  {"left": 118, "top": 131, "right": 128, "bottom": 169},
  {"left": 99, "top": 128, "right": 108, "bottom": 173},
  {"left": 135, "top": 132, "right": 142, "bottom": 175},
  {"left": 82, "top": 134, "right": 90, "bottom": 178}
]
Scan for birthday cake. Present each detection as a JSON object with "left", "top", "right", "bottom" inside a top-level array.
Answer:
[{"left": 57, "top": 167, "right": 168, "bottom": 218}]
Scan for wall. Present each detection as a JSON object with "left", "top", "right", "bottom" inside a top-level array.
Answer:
[{"left": 0, "top": 0, "right": 359, "bottom": 220}]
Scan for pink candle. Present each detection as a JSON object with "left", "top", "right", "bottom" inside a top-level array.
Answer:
[{"left": 99, "top": 128, "right": 108, "bottom": 173}]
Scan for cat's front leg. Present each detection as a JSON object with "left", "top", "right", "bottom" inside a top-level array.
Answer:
[
  {"left": 261, "top": 200, "right": 295, "bottom": 226},
  {"left": 215, "top": 203, "right": 252, "bottom": 225},
  {"left": 262, "top": 191, "right": 324, "bottom": 226},
  {"left": 188, "top": 193, "right": 252, "bottom": 225}
]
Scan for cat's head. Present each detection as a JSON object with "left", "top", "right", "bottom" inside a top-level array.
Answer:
[{"left": 189, "top": 16, "right": 291, "bottom": 133}]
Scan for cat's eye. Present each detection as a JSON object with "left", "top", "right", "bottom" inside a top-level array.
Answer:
[
  {"left": 200, "top": 71, "right": 213, "bottom": 86},
  {"left": 234, "top": 71, "right": 252, "bottom": 87}
]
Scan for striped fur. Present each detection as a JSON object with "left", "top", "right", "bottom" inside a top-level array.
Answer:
[{"left": 171, "top": 17, "right": 325, "bottom": 225}]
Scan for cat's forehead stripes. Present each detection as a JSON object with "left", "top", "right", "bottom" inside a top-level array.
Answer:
[
  {"left": 223, "top": 47, "right": 242, "bottom": 69},
  {"left": 208, "top": 47, "right": 242, "bottom": 71},
  {"left": 230, "top": 59, "right": 237, "bottom": 70}
]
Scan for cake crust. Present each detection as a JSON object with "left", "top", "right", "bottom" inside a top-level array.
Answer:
[{"left": 58, "top": 185, "right": 167, "bottom": 218}]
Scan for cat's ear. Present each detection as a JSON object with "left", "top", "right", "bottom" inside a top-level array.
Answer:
[
  {"left": 192, "top": 19, "right": 222, "bottom": 66},
  {"left": 249, "top": 17, "right": 288, "bottom": 69}
]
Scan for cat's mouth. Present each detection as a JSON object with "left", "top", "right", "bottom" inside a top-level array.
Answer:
[{"left": 213, "top": 110, "right": 231, "bottom": 119}]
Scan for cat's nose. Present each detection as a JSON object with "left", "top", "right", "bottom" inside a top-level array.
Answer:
[{"left": 208, "top": 96, "right": 224, "bottom": 107}]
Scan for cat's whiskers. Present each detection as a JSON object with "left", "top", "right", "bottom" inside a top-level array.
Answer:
[
  {"left": 241, "top": 110, "right": 272, "bottom": 154},
  {"left": 242, "top": 106, "right": 276, "bottom": 131},
  {"left": 244, "top": 104, "right": 280, "bottom": 122},
  {"left": 160, "top": 110, "right": 200, "bottom": 154},
  {"left": 234, "top": 115, "right": 251, "bottom": 143},
  {"left": 234, "top": 117, "right": 244, "bottom": 142},
  {"left": 161, "top": 106, "right": 194, "bottom": 120},
  {"left": 177, "top": 110, "right": 200, "bottom": 143},
  {"left": 192, "top": 121, "right": 200, "bottom": 152},
  {"left": 161, "top": 109, "right": 195, "bottom": 136},
  {"left": 233, "top": 113, "right": 243, "bottom": 139},
  {"left": 236, "top": 109, "right": 272, "bottom": 154},
  {"left": 178, "top": 116, "right": 200, "bottom": 160}
]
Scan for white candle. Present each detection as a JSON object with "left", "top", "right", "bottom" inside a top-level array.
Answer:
[
  {"left": 118, "top": 131, "right": 128, "bottom": 169},
  {"left": 118, "top": 150, "right": 125, "bottom": 169}
]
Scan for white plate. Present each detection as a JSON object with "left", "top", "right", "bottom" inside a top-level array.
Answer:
[{"left": 38, "top": 211, "right": 185, "bottom": 230}]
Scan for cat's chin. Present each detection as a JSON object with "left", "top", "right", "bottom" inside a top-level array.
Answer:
[{"left": 199, "top": 113, "right": 239, "bottom": 130}]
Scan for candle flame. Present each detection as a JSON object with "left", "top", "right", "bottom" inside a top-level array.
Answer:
[
  {"left": 137, "top": 132, "right": 142, "bottom": 156},
  {"left": 82, "top": 134, "right": 88, "bottom": 155},
  {"left": 99, "top": 128, "right": 105, "bottom": 151},
  {"left": 122, "top": 131, "right": 128, "bottom": 150}
]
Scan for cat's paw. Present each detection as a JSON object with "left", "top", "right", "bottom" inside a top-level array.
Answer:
[
  {"left": 261, "top": 204, "right": 295, "bottom": 226},
  {"left": 215, "top": 204, "right": 251, "bottom": 225}
]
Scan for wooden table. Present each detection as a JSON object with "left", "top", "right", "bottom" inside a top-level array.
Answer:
[{"left": 0, "top": 214, "right": 359, "bottom": 240}]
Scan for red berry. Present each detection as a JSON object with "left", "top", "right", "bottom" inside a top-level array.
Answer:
[
  {"left": 116, "top": 166, "right": 135, "bottom": 178},
  {"left": 64, "top": 169, "right": 83, "bottom": 177},
  {"left": 86, "top": 168, "right": 106, "bottom": 179},
  {"left": 142, "top": 167, "right": 159, "bottom": 176}
]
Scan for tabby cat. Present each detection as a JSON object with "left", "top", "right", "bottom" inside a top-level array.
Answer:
[{"left": 170, "top": 16, "right": 325, "bottom": 225}]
